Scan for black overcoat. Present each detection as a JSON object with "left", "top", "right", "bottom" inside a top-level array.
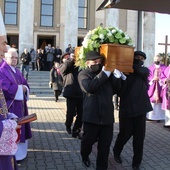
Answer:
[
  {"left": 118, "top": 65, "right": 153, "bottom": 118},
  {"left": 59, "top": 59, "right": 83, "bottom": 99},
  {"left": 78, "top": 68, "right": 121, "bottom": 125},
  {"left": 50, "top": 67, "right": 63, "bottom": 91}
]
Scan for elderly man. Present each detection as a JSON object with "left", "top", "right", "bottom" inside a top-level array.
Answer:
[{"left": 0, "top": 48, "right": 32, "bottom": 162}]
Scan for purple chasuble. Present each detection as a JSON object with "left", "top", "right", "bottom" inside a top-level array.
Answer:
[
  {"left": 161, "top": 66, "right": 170, "bottom": 110},
  {"left": 0, "top": 62, "right": 32, "bottom": 142},
  {"left": 0, "top": 156, "right": 18, "bottom": 170},
  {"left": 0, "top": 87, "right": 18, "bottom": 170},
  {"left": 148, "top": 64, "right": 167, "bottom": 103}
]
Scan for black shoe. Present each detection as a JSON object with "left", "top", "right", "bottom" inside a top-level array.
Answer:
[
  {"left": 82, "top": 157, "right": 91, "bottom": 167},
  {"left": 72, "top": 133, "right": 82, "bottom": 139},
  {"left": 114, "top": 155, "right": 122, "bottom": 164},
  {"left": 163, "top": 125, "right": 170, "bottom": 128},
  {"left": 132, "top": 165, "right": 140, "bottom": 170},
  {"left": 66, "top": 126, "right": 71, "bottom": 134}
]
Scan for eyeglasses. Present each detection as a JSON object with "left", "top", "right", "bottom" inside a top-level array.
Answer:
[{"left": 10, "top": 56, "right": 18, "bottom": 59}]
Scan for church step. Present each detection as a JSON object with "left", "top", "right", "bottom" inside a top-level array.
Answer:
[
  {"left": 28, "top": 82, "right": 49, "bottom": 86},
  {"left": 30, "top": 89, "right": 53, "bottom": 94},
  {"left": 27, "top": 71, "right": 53, "bottom": 95}
]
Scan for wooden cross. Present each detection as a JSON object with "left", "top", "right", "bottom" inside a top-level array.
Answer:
[{"left": 158, "top": 35, "right": 170, "bottom": 65}]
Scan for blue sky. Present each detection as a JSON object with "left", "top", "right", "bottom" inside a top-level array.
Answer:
[{"left": 155, "top": 13, "right": 170, "bottom": 54}]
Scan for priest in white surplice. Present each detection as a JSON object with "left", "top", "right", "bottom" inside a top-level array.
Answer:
[{"left": 147, "top": 55, "right": 166, "bottom": 121}]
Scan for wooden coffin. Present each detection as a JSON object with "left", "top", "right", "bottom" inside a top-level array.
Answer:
[
  {"left": 100, "top": 44, "right": 134, "bottom": 73},
  {"left": 74, "top": 46, "right": 81, "bottom": 61}
]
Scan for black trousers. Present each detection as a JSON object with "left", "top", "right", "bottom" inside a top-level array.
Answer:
[
  {"left": 65, "top": 97, "right": 83, "bottom": 131},
  {"left": 54, "top": 90, "right": 62, "bottom": 101},
  {"left": 32, "top": 62, "right": 35, "bottom": 70},
  {"left": 113, "top": 114, "right": 146, "bottom": 166},
  {"left": 81, "top": 122, "right": 113, "bottom": 170}
]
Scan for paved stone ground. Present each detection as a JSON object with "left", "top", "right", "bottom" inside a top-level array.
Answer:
[{"left": 17, "top": 93, "right": 170, "bottom": 170}]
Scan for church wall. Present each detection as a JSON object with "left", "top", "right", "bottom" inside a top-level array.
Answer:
[{"left": 1, "top": 0, "right": 155, "bottom": 64}]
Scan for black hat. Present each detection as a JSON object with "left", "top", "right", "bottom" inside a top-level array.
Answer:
[
  {"left": 134, "top": 51, "right": 146, "bottom": 60},
  {"left": 61, "top": 52, "right": 70, "bottom": 59},
  {"left": 86, "top": 51, "right": 104, "bottom": 61}
]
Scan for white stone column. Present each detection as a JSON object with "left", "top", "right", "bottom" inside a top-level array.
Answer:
[
  {"left": 105, "top": 9, "right": 119, "bottom": 27},
  {"left": 143, "top": 12, "right": 155, "bottom": 67},
  {"left": 126, "top": 10, "right": 138, "bottom": 48},
  {"left": 61, "top": 0, "right": 78, "bottom": 52},
  {"left": 19, "top": 0, "right": 34, "bottom": 56}
]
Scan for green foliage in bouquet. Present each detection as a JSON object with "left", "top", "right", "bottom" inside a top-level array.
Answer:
[{"left": 76, "top": 26, "right": 134, "bottom": 69}]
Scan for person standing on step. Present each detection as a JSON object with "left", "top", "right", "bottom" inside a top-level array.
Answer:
[
  {"left": 49, "top": 61, "right": 63, "bottom": 102},
  {"left": 59, "top": 53, "right": 83, "bottom": 139},
  {"left": 20, "top": 48, "right": 31, "bottom": 80},
  {"left": 54, "top": 46, "right": 62, "bottom": 64},
  {"left": 30, "top": 47, "right": 36, "bottom": 71},
  {"left": 46, "top": 44, "right": 55, "bottom": 71}
]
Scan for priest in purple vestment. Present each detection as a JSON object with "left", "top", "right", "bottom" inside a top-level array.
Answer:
[
  {"left": 0, "top": 89, "right": 19, "bottom": 170},
  {"left": 147, "top": 55, "right": 166, "bottom": 121},
  {"left": 0, "top": 48, "right": 32, "bottom": 161},
  {"left": 160, "top": 66, "right": 170, "bottom": 128},
  {"left": 0, "top": 8, "right": 19, "bottom": 170}
]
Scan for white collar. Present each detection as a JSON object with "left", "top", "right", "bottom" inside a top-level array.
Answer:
[
  {"left": 9, "top": 65, "right": 16, "bottom": 73},
  {"left": 154, "top": 64, "right": 160, "bottom": 68}
]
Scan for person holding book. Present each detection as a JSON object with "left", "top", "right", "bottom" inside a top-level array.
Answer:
[
  {"left": 0, "top": 48, "right": 32, "bottom": 162},
  {"left": 0, "top": 8, "right": 20, "bottom": 170}
]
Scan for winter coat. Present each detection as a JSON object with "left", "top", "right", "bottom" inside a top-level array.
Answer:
[
  {"left": 59, "top": 59, "right": 83, "bottom": 99},
  {"left": 118, "top": 64, "right": 153, "bottom": 118},
  {"left": 78, "top": 67, "right": 121, "bottom": 125},
  {"left": 50, "top": 67, "right": 63, "bottom": 91},
  {"left": 20, "top": 52, "right": 31, "bottom": 65}
]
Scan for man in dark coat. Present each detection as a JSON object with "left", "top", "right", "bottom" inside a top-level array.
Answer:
[
  {"left": 78, "top": 51, "right": 122, "bottom": 170},
  {"left": 113, "top": 51, "right": 153, "bottom": 170},
  {"left": 20, "top": 48, "right": 31, "bottom": 80},
  {"left": 59, "top": 53, "right": 83, "bottom": 139},
  {"left": 54, "top": 46, "right": 62, "bottom": 63}
]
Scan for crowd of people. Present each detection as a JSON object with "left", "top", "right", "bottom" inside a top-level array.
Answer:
[
  {"left": 53, "top": 51, "right": 170, "bottom": 170},
  {"left": 18, "top": 44, "right": 76, "bottom": 80},
  {"left": 1, "top": 7, "right": 170, "bottom": 170}
]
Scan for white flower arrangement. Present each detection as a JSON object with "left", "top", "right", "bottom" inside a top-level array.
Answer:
[{"left": 76, "top": 26, "right": 134, "bottom": 69}]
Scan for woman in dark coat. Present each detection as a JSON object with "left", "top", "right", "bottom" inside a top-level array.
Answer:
[{"left": 49, "top": 62, "right": 63, "bottom": 102}]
